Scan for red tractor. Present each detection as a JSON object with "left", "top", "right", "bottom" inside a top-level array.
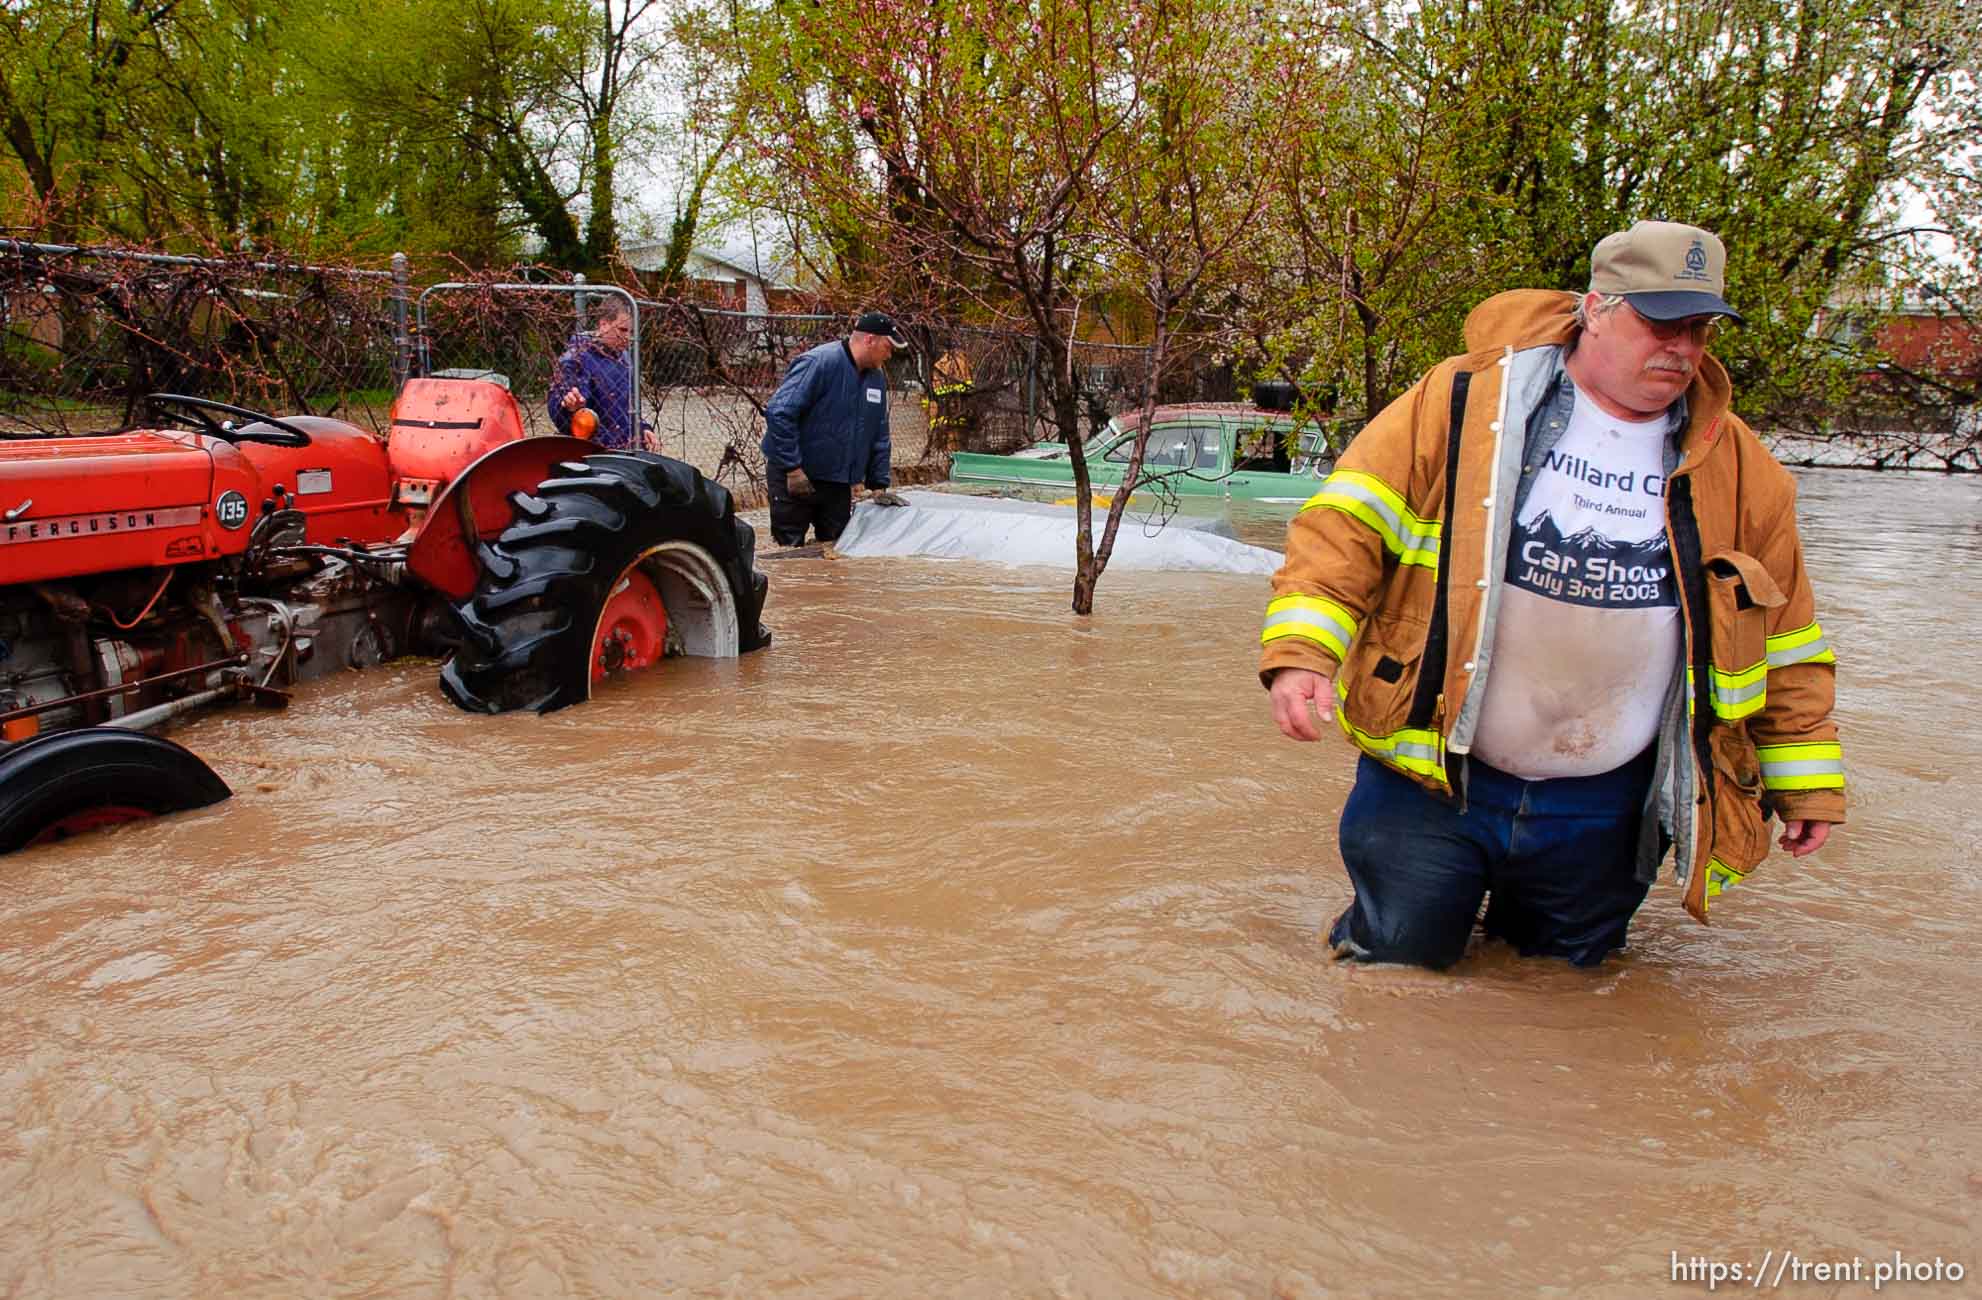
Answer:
[{"left": 0, "top": 378, "right": 770, "bottom": 852}]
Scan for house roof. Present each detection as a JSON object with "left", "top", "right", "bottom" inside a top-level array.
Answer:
[
  {"left": 620, "top": 225, "right": 797, "bottom": 287},
  {"left": 694, "top": 236, "right": 796, "bottom": 286}
]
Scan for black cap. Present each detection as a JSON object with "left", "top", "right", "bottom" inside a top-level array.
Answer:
[{"left": 852, "top": 311, "right": 910, "bottom": 347}]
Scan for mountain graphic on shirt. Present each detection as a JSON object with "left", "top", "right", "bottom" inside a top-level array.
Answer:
[
  {"left": 1508, "top": 511, "right": 1677, "bottom": 609},
  {"left": 1528, "top": 511, "right": 1671, "bottom": 559}
]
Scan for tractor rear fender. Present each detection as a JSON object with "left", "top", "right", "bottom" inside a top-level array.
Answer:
[{"left": 404, "top": 435, "right": 598, "bottom": 601}]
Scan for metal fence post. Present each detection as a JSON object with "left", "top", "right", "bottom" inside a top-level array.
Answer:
[
  {"left": 390, "top": 252, "right": 411, "bottom": 389},
  {"left": 1026, "top": 337, "right": 1038, "bottom": 439},
  {"left": 574, "top": 272, "right": 588, "bottom": 327}
]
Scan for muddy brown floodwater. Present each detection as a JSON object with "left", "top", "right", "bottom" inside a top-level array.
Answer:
[{"left": 3, "top": 470, "right": 1979, "bottom": 1298}]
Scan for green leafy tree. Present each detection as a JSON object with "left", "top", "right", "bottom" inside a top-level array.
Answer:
[
  {"left": 1252, "top": 0, "right": 1979, "bottom": 424},
  {"left": 314, "top": 0, "right": 677, "bottom": 267},
  {"left": 1082, "top": 0, "right": 1314, "bottom": 608},
  {"left": 719, "top": 0, "right": 1144, "bottom": 605},
  {"left": 316, "top": 0, "right": 596, "bottom": 267},
  {"left": 1, "top": 0, "right": 670, "bottom": 268},
  {"left": 640, "top": 0, "right": 757, "bottom": 287},
  {"left": 703, "top": 0, "right": 1330, "bottom": 608},
  {"left": 1248, "top": 13, "right": 1518, "bottom": 424},
  {"left": 0, "top": 0, "right": 297, "bottom": 241}
]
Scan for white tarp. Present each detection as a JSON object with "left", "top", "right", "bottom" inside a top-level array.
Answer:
[{"left": 830, "top": 490, "right": 1285, "bottom": 574}]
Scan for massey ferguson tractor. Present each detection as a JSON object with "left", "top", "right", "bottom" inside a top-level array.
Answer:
[{"left": 0, "top": 377, "right": 771, "bottom": 853}]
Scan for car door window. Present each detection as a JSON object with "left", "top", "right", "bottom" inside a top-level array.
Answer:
[
  {"left": 1233, "top": 422, "right": 1292, "bottom": 473},
  {"left": 1190, "top": 425, "right": 1222, "bottom": 471}
]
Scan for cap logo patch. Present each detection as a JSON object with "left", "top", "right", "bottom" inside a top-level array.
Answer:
[{"left": 1676, "top": 239, "right": 1711, "bottom": 283}]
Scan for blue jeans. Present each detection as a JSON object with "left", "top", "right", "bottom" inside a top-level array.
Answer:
[{"left": 1329, "top": 750, "right": 1656, "bottom": 969}]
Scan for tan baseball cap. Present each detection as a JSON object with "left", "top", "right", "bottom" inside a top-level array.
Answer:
[{"left": 1589, "top": 220, "right": 1743, "bottom": 322}]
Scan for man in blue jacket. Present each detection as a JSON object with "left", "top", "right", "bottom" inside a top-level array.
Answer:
[
  {"left": 761, "top": 310, "right": 911, "bottom": 545},
  {"left": 549, "top": 298, "right": 650, "bottom": 450}
]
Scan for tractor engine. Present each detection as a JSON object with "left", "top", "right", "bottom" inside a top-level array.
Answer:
[{"left": 0, "top": 547, "right": 430, "bottom": 739}]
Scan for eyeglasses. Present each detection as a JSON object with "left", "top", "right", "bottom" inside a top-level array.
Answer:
[{"left": 1630, "top": 305, "right": 1723, "bottom": 345}]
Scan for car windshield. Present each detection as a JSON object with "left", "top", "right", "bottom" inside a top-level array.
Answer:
[{"left": 1103, "top": 423, "right": 1218, "bottom": 470}]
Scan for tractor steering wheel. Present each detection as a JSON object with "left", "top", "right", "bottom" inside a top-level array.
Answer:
[{"left": 145, "top": 393, "right": 313, "bottom": 448}]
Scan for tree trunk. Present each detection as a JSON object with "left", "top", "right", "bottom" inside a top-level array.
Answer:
[
  {"left": 1071, "top": 559, "right": 1097, "bottom": 614},
  {"left": 489, "top": 127, "right": 585, "bottom": 270},
  {"left": 584, "top": 112, "right": 617, "bottom": 270},
  {"left": 0, "top": 91, "right": 58, "bottom": 221}
]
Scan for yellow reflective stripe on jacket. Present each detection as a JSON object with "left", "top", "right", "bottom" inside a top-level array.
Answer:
[
  {"left": 1767, "top": 621, "right": 1836, "bottom": 668},
  {"left": 1334, "top": 681, "right": 1445, "bottom": 780},
  {"left": 1261, "top": 594, "right": 1359, "bottom": 659},
  {"left": 1756, "top": 741, "right": 1844, "bottom": 791},
  {"left": 1683, "top": 625, "right": 1837, "bottom": 724},
  {"left": 1301, "top": 470, "right": 1441, "bottom": 569},
  {"left": 1708, "top": 659, "right": 1766, "bottom": 720},
  {"left": 1704, "top": 857, "right": 1746, "bottom": 900}
]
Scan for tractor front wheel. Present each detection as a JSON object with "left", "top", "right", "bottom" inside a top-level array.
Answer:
[
  {"left": 439, "top": 452, "right": 771, "bottom": 715},
  {"left": 0, "top": 728, "right": 232, "bottom": 855}
]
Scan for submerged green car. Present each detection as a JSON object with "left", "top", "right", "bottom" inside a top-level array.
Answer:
[{"left": 947, "top": 401, "right": 1340, "bottom": 509}]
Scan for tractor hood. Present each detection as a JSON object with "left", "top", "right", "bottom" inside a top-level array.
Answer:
[
  {"left": 0, "top": 432, "right": 250, "bottom": 582},
  {"left": 3, "top": 431, "right": 213, "bottom": 504}
]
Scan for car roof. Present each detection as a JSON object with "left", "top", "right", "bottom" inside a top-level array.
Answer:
[{"left": 1112, "top": 402, "right": 1307, "bottom": 425}]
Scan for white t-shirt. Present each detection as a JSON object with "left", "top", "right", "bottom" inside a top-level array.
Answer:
[{"left": 1469, "top": 382, "right": 1681, "bottom": 779}]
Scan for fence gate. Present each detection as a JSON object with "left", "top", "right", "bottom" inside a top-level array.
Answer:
[{"left": 414, "top": 281, "right": 641, "bottom": 442}]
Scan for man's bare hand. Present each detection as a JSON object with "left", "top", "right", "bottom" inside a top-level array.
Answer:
[
  {"left": 1268, "top": 668, "right": 1334, "bottom": 742},
  {"left": 1779, "top": 819, "right": 1833, "bottom": 857},
  {"left": 560, "top": 388, "right": 583, "bottom": 412}
]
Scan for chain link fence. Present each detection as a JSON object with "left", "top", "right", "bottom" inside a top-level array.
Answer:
[
  {"left": 0, "top": 244, "right": 1189, "bottom": 506},
  {"left": 1, "top": 239, "right": 401, "bottom": 437},
  {"left": 6, "top": 240, "right": 1976, "bottom": 487}
]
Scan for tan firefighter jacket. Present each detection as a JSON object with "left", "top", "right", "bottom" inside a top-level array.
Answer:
[{"left": 1259, "top": 290, "right": 1845, "bottom": 922}]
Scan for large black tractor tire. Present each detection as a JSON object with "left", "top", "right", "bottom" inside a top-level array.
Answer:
[
  {"left": 0, "top": 728, "right": 233, "bottom": 855},
  {"left": 439, "top": 452, "right": 771, "bottom": 715}
]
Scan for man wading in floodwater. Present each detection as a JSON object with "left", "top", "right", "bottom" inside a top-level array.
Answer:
[
  {"left": 1259, "top": 221, "right": 1845, "bottom": 969},
  {"left": 760, "top": 311, "right": 912, "bottom": 546}
]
